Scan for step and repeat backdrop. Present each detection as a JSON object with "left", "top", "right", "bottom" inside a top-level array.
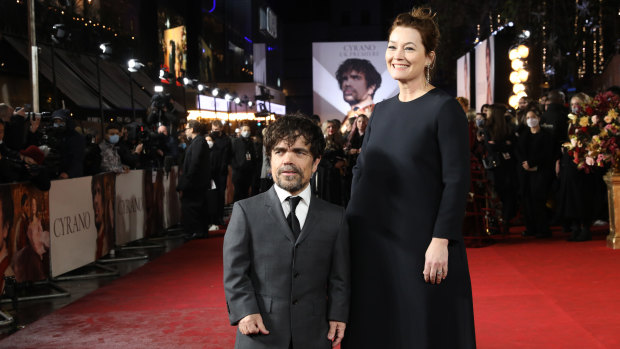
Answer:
[{"left": 0, "top": 168, "right": 182, "bottom": 293}]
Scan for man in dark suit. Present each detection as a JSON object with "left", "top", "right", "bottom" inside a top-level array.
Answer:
[
  {"left": 177, "top": 120, "right": 210, "bottom": 239},
  {"left": 223, "top": 115, "right": 350, "bottom": 349},
  {"left": 231, "top": 122, "right": 257, "bottom": 201}
]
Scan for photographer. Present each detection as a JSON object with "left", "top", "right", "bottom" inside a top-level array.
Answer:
[
  {"left": 0, "top": 142, "right": 50, "bottom": 191},
  {"left": 0, "top": 103, "right": 41, "bottom": 152},
  {"left": 49, "top": 110, "right": 86, "bottom": 179}
]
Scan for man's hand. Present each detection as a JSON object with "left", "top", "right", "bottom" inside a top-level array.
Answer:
[
  {"left": 59, "top": 172, "right": 69, "bottom": 179},
  {"left": 238, "top": 313, "right": 269, "bottom": 336},
  {"left": 30, "top": 116, "right": 41, "bottom": 133},
  {"left": 327, "top": 321, "right": 346, "bottom": 347},
  {"left": 134, "top": 143, "right": 144, "bottom": 154},
  {"left": 423, "top": 237, "right": 449, "bottom": 285}
]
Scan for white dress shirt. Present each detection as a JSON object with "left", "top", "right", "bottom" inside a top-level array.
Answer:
[{"left": 273, "top": 183, "right": 311, "bottom": 230}]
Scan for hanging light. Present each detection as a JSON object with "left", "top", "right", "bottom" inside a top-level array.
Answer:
[
  {"left": 510, "top": 71, "right": 520, "bottom": 84},
  {"left": 513, "top": 83, "right": 526, "bottom": 94},
  {"left": 511, "top": 59, "right": 524, "bottom": 70},
  {"left": 517, "top": 45, "right": 529, "bottom": 59},
  {"left": 518, "top": 69, "right": 529, "bottom": 82},
  {"left": 516, "top": 91, "right": 527, "bottom": 99},
  {"left": 509, "top": 48, "right": 519, "bottom": 61},
  {"left": 154, "top": 85, "right": 164, "bottom": 93},
  {"left": 508, "top": 95, "right": 520, "bottom": 109},
  {"left": 211, "top": 87, "right": 219, "bottom": 97}
]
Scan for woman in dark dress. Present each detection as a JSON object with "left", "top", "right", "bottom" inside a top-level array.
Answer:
[
  {"left": 317, "top": 120, "right": 346, "bottom": 205},
  {"left": 343, "top": 7, "right": 476, "bottom": 348}
]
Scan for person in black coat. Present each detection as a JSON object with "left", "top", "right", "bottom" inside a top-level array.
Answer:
[
  {"left": 231, "top": 122, "right": 257, "bottom": 202},
  {"left": 50, "top": 110, "right": 86, "bottom": 179},
  {"left": 542, "top": 90, "right": 569, "bottom": 155},
  {"left": 177, "top": 120, "right": 211, "bottom": 239},
  {"left": 517, "top": 105, "right": 554, "bottom": 238},
  {"left": 209, "top": 120, "right": 232, "bottom": 224}
]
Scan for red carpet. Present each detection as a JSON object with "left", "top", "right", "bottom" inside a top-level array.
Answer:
[{"left": 2, "top": 233, "right": 620, "bottom": 348}]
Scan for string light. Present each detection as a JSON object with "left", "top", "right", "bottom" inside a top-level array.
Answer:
[{"left": 598, "top": 0, "right": 604, "bottom": 73}]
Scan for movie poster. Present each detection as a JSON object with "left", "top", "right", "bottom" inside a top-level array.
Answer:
[
  {"left": 475, "top": 37, "right": 495, "bottom": 112},
  {"left": 91, "top": 173, "right": 116, "bottom": 260},
  {"left": 144, "top": 169, "right": 164, "bottom": 238},
  {"left": 1, "top": 184, "right": 48, "bottom": 290},
  {"left": 457, "top": 53, "right": 471, "bottom": 104},
  {"left": 163, "top": 166, "right": 181, "bottom": 229},
  {"left": 163, "top": 26, "right": 187, "bottom": 80},
  {"left": 199, "top": 37, "right": 215, "bottom": 83},
  {"left": 312, "top": 41, "right": 399, "bottom": 122}
]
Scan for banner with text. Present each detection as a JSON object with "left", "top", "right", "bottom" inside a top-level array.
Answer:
[
  {"left": 115, "top": 170, "right": 146, "bottom": 245},
  {"left": 457, "top": 53, "right": 471, "bottom": 104},
  {"left": 312, "top": 41, "right": 399, "bottom": 122},
  {"left": 49, "top": 177, "right": 96, "bottom": 278}
]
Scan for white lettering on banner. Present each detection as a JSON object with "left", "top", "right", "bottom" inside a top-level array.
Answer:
[
  {"left": 52, "top": 212, "right": 91, "bottom": 237},
  {"left": 117, "top": 197, "right": 144, "bottom": 215}
]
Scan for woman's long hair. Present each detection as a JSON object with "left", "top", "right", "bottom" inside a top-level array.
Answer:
[{"left": 485, "top": 104, "right": 510, "bottom": 142}]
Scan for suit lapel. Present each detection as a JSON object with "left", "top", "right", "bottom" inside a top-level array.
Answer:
[
  {"left": 296, "top": 197, "right": 319, "bottom": 245},
  {"left": 265, "top": 187, "right": 296, "bottom": 244}
]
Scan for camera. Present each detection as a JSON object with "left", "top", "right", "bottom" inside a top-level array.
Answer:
[
  {"left": 147, "top": 93, "right": 177, "bottom": 127},
  {"left": 25, "top": 111, "right": 52, "bottom": 122}
]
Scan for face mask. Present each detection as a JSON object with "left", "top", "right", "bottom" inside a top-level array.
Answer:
[
  {"left": 212, "top": 131, "right": 220, "bottom": 137},
  {"left": 53, "top": 123, "right": 65, "bottom": 128},
  {"left": 241, "top": 131, "right": 250, "bottom": 138},
  {"left": 475, "top": 119, "right": 485, "bottom": 128},
  {"left": 571, "top": 106, "right": 579, "bottom": 114},
  {"left": 207, "top": 140, "right": 214, "bottom": 148},
  {"left": 527, "top": 118, "right": 539, "bottom": 128},
  {"left": 180, "top": 143, "right": 187, "bottom": 150},
  {"left": 108, "top": 135, "right": 120, "bottom": 144}
]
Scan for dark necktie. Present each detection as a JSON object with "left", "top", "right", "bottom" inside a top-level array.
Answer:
[{"left": 287, "top": 196, "right": 302, "bottom": 239}]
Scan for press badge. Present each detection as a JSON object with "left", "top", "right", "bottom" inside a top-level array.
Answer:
[{"left": 245, "top": 152, "right": 252, "bottom": 161}]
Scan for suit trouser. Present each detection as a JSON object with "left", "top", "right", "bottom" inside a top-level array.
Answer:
[
  {"left": 215, "top": 174, "right": 227, "bottom": 223},
  {"left": 181, "top": 189, "right": 208, "bottom": 233}
]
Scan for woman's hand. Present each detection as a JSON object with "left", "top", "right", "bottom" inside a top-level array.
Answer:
[{"left": 423, "top": 237, "right": 449, "bottom": 285}]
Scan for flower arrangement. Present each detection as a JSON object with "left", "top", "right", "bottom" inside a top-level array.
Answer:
[{"left": 563, "top": 91, "right": 620, "bottom": 173}]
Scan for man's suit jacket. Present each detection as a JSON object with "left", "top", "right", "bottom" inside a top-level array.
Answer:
[
  {"left": 177, "top": 135, "right": 210, "bottom": 192},
  {"left": 223, "top": 186, "right": 350, "bottom": 349}
]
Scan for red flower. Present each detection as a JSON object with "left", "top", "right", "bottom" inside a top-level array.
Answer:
[{"left": 585, "top": 106, "right": 594, "bottom": 115}]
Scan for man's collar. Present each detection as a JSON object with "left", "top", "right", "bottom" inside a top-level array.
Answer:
[{"left": 273, "top": 183, "right": 311, "bottom": 206}]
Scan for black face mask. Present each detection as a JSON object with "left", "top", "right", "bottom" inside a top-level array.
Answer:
[{"left": 211, "top": 131, "right": 221, "bottom": 137}]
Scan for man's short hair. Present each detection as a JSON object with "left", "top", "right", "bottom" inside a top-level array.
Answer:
[
  {"left": 105, "top": 123, "right": 121, "bottom": 133},
  {"left": 335, "top": 59, "right": 382, "bottom": 97},
  {"left": 188, "top": 120, "right": 205, "bottom": 135},
  {"left": 264, "top": 114, "right": 326, "bottom": 162},
  {"left": 547, "top": 90, "right": 565, "bottom": 104},
  {"left": 211, "top": 119, "right": 223, "bottom": 128}
]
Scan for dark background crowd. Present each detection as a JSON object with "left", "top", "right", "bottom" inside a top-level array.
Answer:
[{"left": 2, "top": 85, "right": 620, "bottom": 241}]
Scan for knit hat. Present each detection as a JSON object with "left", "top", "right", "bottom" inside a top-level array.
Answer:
[
  {"left": 19, "top": 145, "right": 45, "bottom": 165},
  {"left": 51, "top": 109, "right": 70, "bottom": 121}
]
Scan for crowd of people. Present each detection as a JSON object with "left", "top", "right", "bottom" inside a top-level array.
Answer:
[{"left": 465, "top": 86, "right": 620, "bottom": 242}]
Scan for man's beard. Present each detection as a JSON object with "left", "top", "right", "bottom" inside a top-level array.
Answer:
[{"left": 275, "top": 164, "right": 306, "bottom": 193}]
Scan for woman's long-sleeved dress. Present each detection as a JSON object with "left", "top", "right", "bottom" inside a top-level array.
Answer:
[{"left": 343, "top": 88, "right": 476, "bottom": 348}]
